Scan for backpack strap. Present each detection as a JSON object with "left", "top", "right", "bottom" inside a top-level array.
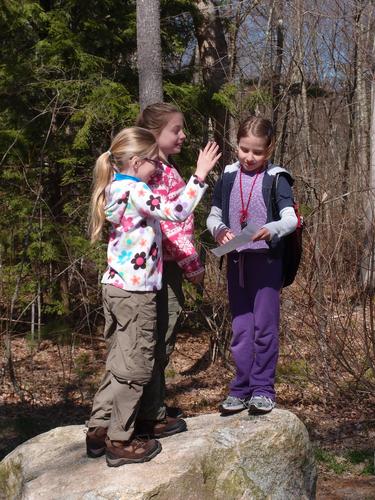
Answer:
[
  {"left": 270, "top": 173, "right": 303, "bottom": 287},
  {"left": 271, "top": 173, "right": 280, "bottom": 221},
  {"left": 271, "top": 172, "right": 304, "bottom": 232},
  {"left": 271, "top": 172, "right": 296, "bottom": 221}
]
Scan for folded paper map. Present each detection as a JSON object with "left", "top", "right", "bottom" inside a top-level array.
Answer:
[{"left": 211, "top": 223, "right": 260, "bottom": 257}]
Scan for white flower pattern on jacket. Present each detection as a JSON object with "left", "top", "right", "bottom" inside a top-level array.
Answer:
[{"left": 102, "top": 173, "right": 207, "bottom": 292}]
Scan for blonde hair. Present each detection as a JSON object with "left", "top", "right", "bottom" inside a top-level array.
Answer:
[
  {"left": 88, "top": 127, "right": 158, "bottom": 242},
  {"left": 135, "top": 102, "right": 182, "bottom": 137},
  {"left": 237, "top": 116, "right": 275, "bottom": 156}
]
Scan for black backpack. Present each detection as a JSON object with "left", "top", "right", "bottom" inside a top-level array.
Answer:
[{"left": 271, "top": 173, "right": 303, "bottom": 287}]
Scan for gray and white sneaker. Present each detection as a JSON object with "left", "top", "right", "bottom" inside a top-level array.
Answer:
[
  {"left": 248, "top": 395, "right": 275, "bottom": 415},
  {"left": 219, "top": 395, "right": 249, "bottom": 415}
]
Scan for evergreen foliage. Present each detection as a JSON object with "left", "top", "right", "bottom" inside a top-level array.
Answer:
[{"left": 0, "top": 0, "right": 211, "bottom": 329}]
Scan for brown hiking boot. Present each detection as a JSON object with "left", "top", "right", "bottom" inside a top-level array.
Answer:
[
  {"left": 86, "top": 426, "right": 108, "bottom": 458},
  {"left": 105, "top": 436, "right": 162, "bottom": 467},
  {"left": 135, "top": 416, "right": 187, "bottom": 439}
]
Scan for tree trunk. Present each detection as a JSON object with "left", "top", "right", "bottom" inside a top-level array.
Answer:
[
  {"left": 193, "top": 0, "right": 231, "bottom": 165},
  {"left": 137, "top": 0, "right": 163, "bottom": 109},
  {"left": 258, "top": 2, "right": 274, "bottom": 91},
  {"left": 296, "top": 0, "right": 312, "bottom": 170},
  {"left": 271, "top": 0, "right": 284, "bottom": 150},
  {"left": 361, "top": 70, "right": 375, "bottom": 289},
  {"left": 37, "top": 280, "right": 42, "bottom": 341},
  {"left": 358, "top": 2, "right": 373, "bottom": 289},
  {"left": 31, "top": 300, "right": 35, "bottom": 342}
]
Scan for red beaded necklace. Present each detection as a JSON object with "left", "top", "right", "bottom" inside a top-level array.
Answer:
[{"left": 239, "top": 167, "right": 261, "bottom": 229}]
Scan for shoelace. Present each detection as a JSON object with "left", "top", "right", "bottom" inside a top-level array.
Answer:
[
  {"left": 226, "top": 396, "right": 247, "bottom": 405},
  {"left": 131, "top": 437, "right": 150, "bottom": 450},
  {"left": 253, "top": 396, "right": 273, "bottom": 406}
]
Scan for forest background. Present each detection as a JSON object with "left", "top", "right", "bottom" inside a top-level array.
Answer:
[{"left": 1, "top": 0, "right": 375, "bottom": 492}]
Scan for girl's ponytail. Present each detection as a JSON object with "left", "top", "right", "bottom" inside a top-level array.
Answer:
[
  {"left": 89, "top": 152, "right": 113, "bottom": 243},
  {"left": 88, "top": 127, "right": 157, "bottom": 242}
]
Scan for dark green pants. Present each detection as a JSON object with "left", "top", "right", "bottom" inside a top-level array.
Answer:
[{"left": 138, "top": 261, "right": 185, "bottom": 420}]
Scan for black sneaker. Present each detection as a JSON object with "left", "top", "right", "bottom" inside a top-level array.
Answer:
[
  {"left": 166, "top": 405, "right": 184, "bottom": 419},
  {"left": 135, "top": 416, "right": 187, "bottom": 438}
]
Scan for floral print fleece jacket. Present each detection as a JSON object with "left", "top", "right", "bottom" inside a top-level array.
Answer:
[
  {"left": 101, "top": 172, "right": 207, "bottom": 292},
  {"left": 149, "top": 163, "right": 204, "bottom": 279}
]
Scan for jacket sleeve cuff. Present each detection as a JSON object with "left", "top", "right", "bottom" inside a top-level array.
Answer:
[
  {"left": 207, "top": 206, "right": 227, "bottom": 239},
  {"left": 185, "top": 265, "right": 205, "bottom": 279},
  {"left": 177, "top": 254, "right": 204, "bottom": 276},
  {"left": 263, "top": 206, "right": 298, "bottom": 239}
]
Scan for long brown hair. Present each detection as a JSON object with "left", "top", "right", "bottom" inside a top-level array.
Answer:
[
  {"left": 88, "top": 127, "right": 158, "bottom": 242},
  {"left": 135, "top": 102, "right": 182, "bottom": 137}
]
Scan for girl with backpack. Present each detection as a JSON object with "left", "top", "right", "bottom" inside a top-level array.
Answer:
[
  {"left": 86, "top": 126, "right": 220, "bottom": 467},
  {"left": 207, "top": 116, "right": 297, "bottom": 416}
]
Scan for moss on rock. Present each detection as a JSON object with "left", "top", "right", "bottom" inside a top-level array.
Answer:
[{"left": 0, "top": 458, "right": 23, "bottom": 500}]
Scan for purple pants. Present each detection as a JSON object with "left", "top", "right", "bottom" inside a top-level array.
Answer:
[{"left": 227, "top": 252, "right": 283, "bottom": 400}]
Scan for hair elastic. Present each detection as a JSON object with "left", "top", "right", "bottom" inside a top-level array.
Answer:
[{"left": 106, "top": 149, "right": 118, "bottom": 171}]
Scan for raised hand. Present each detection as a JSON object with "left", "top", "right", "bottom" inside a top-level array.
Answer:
[{"left": 195, "top": 142, "right": 222, "bottom": 181}]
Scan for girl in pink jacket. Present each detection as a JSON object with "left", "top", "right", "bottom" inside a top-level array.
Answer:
[{"left": 136, "top": 103, "right": 204, "bottom": 424}]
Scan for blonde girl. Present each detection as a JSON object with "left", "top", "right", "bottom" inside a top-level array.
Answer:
[{"left": 86, "top": 126, "right": 220, "bottom": 468}]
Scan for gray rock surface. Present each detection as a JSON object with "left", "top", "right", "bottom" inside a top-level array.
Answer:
[{"left": 0, "top": 409, "right": 316, "bottom": 500}]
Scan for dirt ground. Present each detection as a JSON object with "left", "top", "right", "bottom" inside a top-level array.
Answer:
[{"left": 1, "top": 329, "right": 374, "bottom": 499}]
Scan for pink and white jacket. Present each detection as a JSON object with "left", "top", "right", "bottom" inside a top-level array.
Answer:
[
  {"left": 102, "top": 173, "right": 207, "bottom": 292},
  {"left": 149, "top": 162, "right": 204, "bottom": 279}
]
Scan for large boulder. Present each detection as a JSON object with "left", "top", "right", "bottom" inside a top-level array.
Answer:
[{"left": 0, "top": 409, "right": 316, "bottom": 499}]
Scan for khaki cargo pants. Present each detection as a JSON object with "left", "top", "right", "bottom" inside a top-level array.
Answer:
[
  {"left": 88, "top": 285, "right": 157, "bottom": 441},
  {"left": 139, "top": 261, "right": 185, "bottom": 420}
]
